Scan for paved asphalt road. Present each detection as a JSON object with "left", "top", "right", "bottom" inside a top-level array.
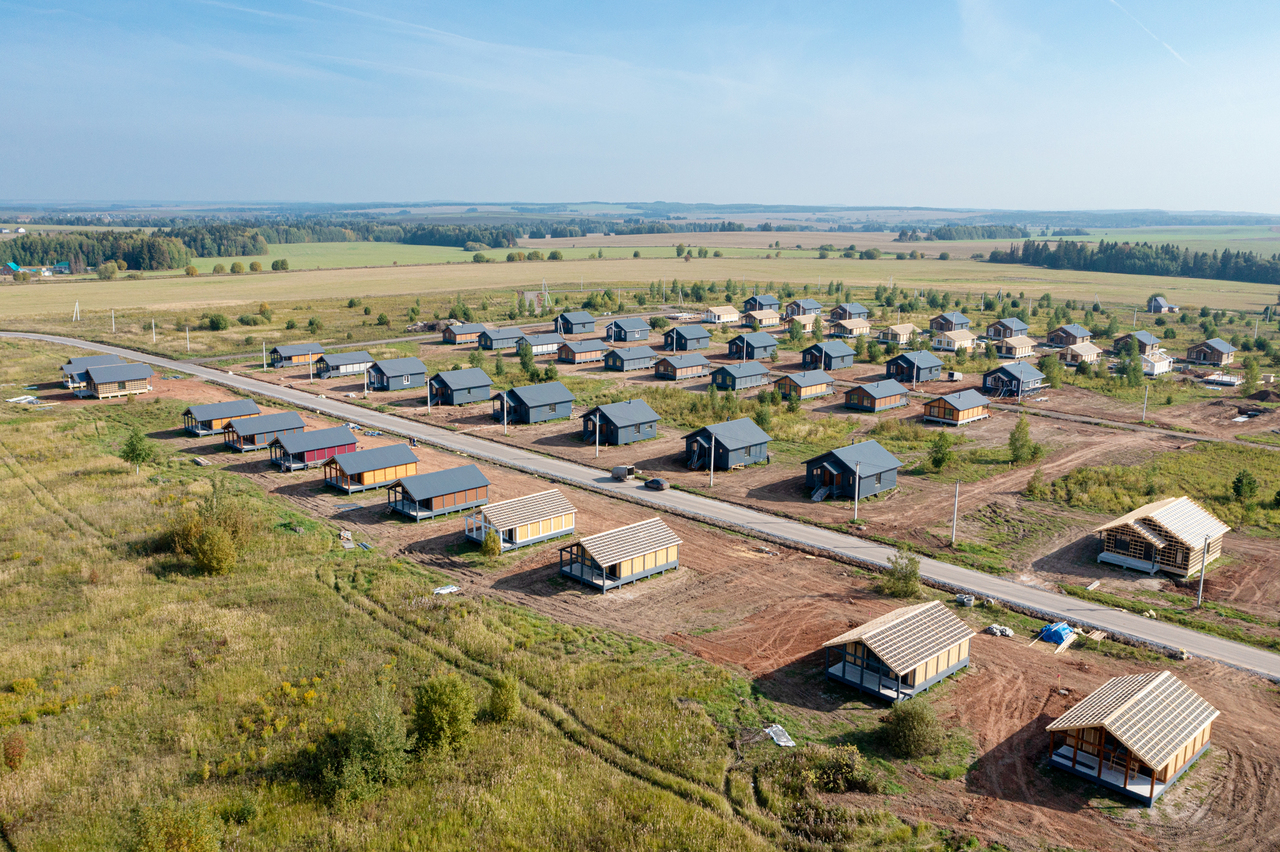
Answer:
[{"left": 10, "top": 331, "right": 1279, "bottom": 681}]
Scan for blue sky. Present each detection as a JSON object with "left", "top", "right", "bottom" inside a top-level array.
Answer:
[{"left": 4, "top": 0, "right": 1278, "bottom": 211}]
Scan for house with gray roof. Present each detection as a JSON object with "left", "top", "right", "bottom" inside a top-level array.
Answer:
[
  {"left": 684, "top": 418, "right": 771, "bottom": 471},
  {"left": 442, "top": 322, "right": 486, "bottom": 345},
  {"left": 929, "top": 311, "right": 970, "bottom": 333},
  {"left": 270, "top": 343, "right": 325, "bottom": 367},
  {"left": 479, "top": 326, "right": 526, "bottom": 351},
  {"left": 464, "top": 489, "right": 576, "bottom": 551},
  {"left": 803, "top": 340, "right": 855, "bottom": 371},
  {"left": 428, "top": 367, "right": 491, "bottom": 405},
  {"left": 983, "top": 362, "right": 1045, "bottom": 398},
  {"left": 711, "top": 362, "right": 771, "bottom": 392},
  {"left": 316, "top": 350, "right": 374, "bottom": 379},
  {"left": 387, "top": 464, "right": 491, "bottom": 521},
  {"left": 269, "top": 426, "right": 358, "bottom": 471},
  {"left": 844, "top": 379, "right": 909, "bottom": 412},
  {"left": 805, "top": 439, "right": 902, "bottom": 500},
  {"left": 519, "top": 332, "right": 564, "bottom": 356},
  {"left": 986, "top": 317, "right": 1028, "bottom": 340},
  {"left": 581, "top": 399, "right": 660, "bottom": 446},
  {"left": 492, "top": 382, "right": 576, "bottom": 424},
  {"left": 663, "top": 324, "right": 711, "bottom": 351},
  {"left": 323, "top": 443, "right": 419, "bottom": 493},
  {"left": 558, "top": 339, "right": 609, "bottom": 364},
  {"left": 743, "top": 294, "right": 781, "bottom": 313},
  {"left": 1148, "top": 295, "right": 1180, "bottom": 314},
  {"left": 85, "top": 363, "right": 154, "bottom": 399},
  {"left": 885, "top": 350, "right": 943, "bottom": 383},
  {"left": 603, "top": 345, "right": 658, "bottom": 372},
  {"left": 923, "top": 390, "right": 991, "bottom": 426},
  {"left": 1048, "top": 324, "right": 1092, "bottom": 347},
  {"left": 604, "top": 317, "right": 650, "bottom": 342},
  {"left": 555, "top": 311, "right": 595, "bottom": 335},
  {"left": 182, "top": 399, "right": 260, "bottom": 435},
  {"left": 784, "top": 298, "right": 824, "bottom": 319},
  {"left": 830, "top": 302, "right": 870, "bottom": 321},
  {"left": 1186, "top": 337, "right": 1236, "bottom": 367},
  {"left": 1113, "top": 330, "right": 1161, "bottom": 356},
  {"left": 223, "top": 411, "right": 306, "bottom": 451},
  {"left": 655, "top": 353, "right": 710, "bottom": 380},
  {"left": 367, "top": 357, "right": 427, "bottom": 391},
  {"left": 727, "top": 332, "right": 778, "bottom": 361},
  {"left": 62, "top": 354, "right": 125, "bottom": 392}
]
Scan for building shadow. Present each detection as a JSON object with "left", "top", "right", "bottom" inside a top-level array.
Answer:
[
  {"left": 964, "top": 711, "right": 1097, "bottom": 814},
  {"left": 1030, "top": 535, "right": 1134, "bottom": 584}
]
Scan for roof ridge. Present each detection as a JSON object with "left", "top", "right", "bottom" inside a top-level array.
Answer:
[{"left": 859, "top": 600, "right": 935, "bottom": 640}]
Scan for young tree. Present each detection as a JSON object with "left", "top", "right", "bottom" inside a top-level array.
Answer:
[
  {"left": 788, "top": 320, "right": 803, "bottom": 343},
  {"left": 468, "top": 350, "right": 484, "bottom": 369},
  {"left": 191, "top": 525, "right": 236, "bottom": 575},
  {"left": 412, "top": 673, "right": 476, "bottom": 751},
  {"left": 1008, "top": 414, "right": 1037, "bottom": 464},
  {"left": 866, "top": 340, "right": 883, "bottom": 363},
  {"left": 488, "top": 674, "right": 520, "bottom": 724},
  {"left": 120, "top": 427, "right": 153, "bottom": 474},
  {"left": 1037, "top": 355, "right": 1064, "bottom": 389},
  {"left": 928, "top": 432, "right": 954, "bottom": 470},
  {"left": 753, "top": 403, "right": 773, "bottom": 431},
  {"left": 1232, "top": 469, "right": 1259, "bottom": 501},
  {"left": 517, "top": 343, "right": 535, "bottom": 374},
  {"left": 877, "top": 551, "right": 922, "bottom": 598},
  {"left": 1241, "top": 356, "right": 1261, "bottom": 396},
  {"left": 883, "top": 700, "right": 944, "bottom": 758}
]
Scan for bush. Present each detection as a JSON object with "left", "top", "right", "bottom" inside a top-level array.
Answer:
[
  {"left": 130, "top": 799, "right": 222, "bottom": 852},
  {"left": 883, "top": 700, "right": 944, "bottom": 758},
  {"left": 412, "top": 673, "right": 476, "bottom": 751},
  {"left": 648, "top": 316, "right": 669, "bottom": 330},
  {"left": 184, "top": 265, "right": 198, "bottom": 276},
  {"left": 488, "top": 674, "right": 520, "bottom": 723},
  {"left": 316, "top": 686, "right": 414, "bottom": 805},
  {"left": 347, "top": 298, "right": 361, "bottom": 308},
  {"left": 877, "top": 551, "right": 922, "bottom": 598},
  {"left": 1233, "top": 469, "right": 1259, "bottom": 501},
  {"left": 938, "top": 251, "right": 950, "bottom": 260},
  {"left": 1008, "top": 414, "right": 1041, "bottom": 464},
  {"left": 376, "top": 313, "right": 390, "bottom": 327},
  {"left": 191, "top": 525, "right": 236, "bottom": 575},
  {"left": 364, "top": 306, "right": 372, "bottom": 316},
  {"left": 237, "top": 314, "right": 266, "bottom": 326},
  {"left": 249, "top": 261, "right": 262, "bottom": 272},
  {"left": 481, "top": 531, "right": 501, "bottom": 558},
  {"left": 96, "top": 261, "right": 118, "bottom": 280},
  {"left": 548, "top": 250, "right": 563, "bottom": 260},
  {"left": 206, "top": 313, "right": 229, "bottom": 331},
  {"left": 230, "top": 262, "right": 245, "bottom": 274},
  {"left": 3, "top": 731, "right": 26, "bottom": 770},
  {"left": 1274, "top": 488, "right": 1280, "bottom": 509},
  {"left": 927, "top": 432, "right": 954, "bottom": 470},
  {"left": 633, "top": 250, "right": 641, "bottom": 258},
  {"left": 285, "top": 319, "right": 297, "bottom": 330},
  {"left": 542, "top": 364, "right": 558, "bottom": 382},
  {"left": 308, "top": 317, "right": 323, "bottom": 334},
  {"left": 270, "top": 259, "right": 289, "bottom": 271},
  {"left": 212, "top": 263, "right": 226, "bottom": 274},
  {"left": 463, "top": 241, "right": 489, "bottom": 252},
  {"left": 472, "top": 252, "right": 487, "bottom": 263}
]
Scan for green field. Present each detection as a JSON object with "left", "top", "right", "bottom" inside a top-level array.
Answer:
[{"left": 1054, "top": 225, "right": 1280, "bottom": 258}]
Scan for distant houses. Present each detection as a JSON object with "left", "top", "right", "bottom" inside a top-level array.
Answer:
[
  {"left": 684, "top": 418, "right": 771, "bottom": 471},
  {"left": 743, "top": 294, "right": 781, "bottom": 314},
  {"left": 223, "top": 411, "right": 305, "bottom": 451},
  {"left": 85, "top": 363, "right": 154, "bottom": 400},
  {"left": 784, "top": 298, "right": 823, "bottom": 319},
  {"left": 182, "top": 399, "right": 260, "bottom": 436},
  {"left": 743, "top": 308, "right": 782, "bottom": 328},
  {"left": 885, "top": 350, "right": 943, "bottom": 384},
  {"left": 555, "top": 311, "right": 595, "bottom": 335},
  {"left": 1113, "top": 330, "right": 1161, "bottom": 356},
  {"left": 1142, "top": 350, "right": 1174, "bottom": 376},
  {"left": 845, "top": 379, "right": 908, "bottom": 413},
  {"left": 923, "top": 390, "right": 990, "bottom": 426},
  {"left": 559, "top": 517, "right": 681, "bottom": 593},
  {"left": 428, "top": 367, "right": 491, "bottom": 405},
  {"left": 465, "top": 489, "right": 576, "bottom": 552},
  {"left": 316, "top": 351, "right": 374, "bottom": 379},
  {"left": 711, "top": 362, "right": 771, "bottom": 392},
  {"left": 478, "top": 326, "right": 525, "bottom": 351},
  {"left": 805, "top": 439, "right": 902, "bottom": 501},
  {"left": 994, "top": 335, "right": 1037, "bottom": 359},
  {"left": 492, "top": 382, "right": 576, "bottom": 424},
  {"left": 558, "top": 339, "right": 608, "bottom": 364},
  {"left": 1093, "top": 496, "right": 1229, "bottom": 576},
  {"left": 603, "top": 345, "right": 658, "bottom": 372},
  {"left": 983, "top": 362, "right": 1045, "bottom": 398},
  {"left": 830, "top": 318, "right": 872, "bottom": 339},
  {"left": 367, "top": 357, "right": 427, "bottom": 391},
  {"left": 663, "top": 325, "right": 711, "bottom": 351},
  {"left": 802, "top": 340, "right": 855, "bottom": 371},
  {"left": 830, "top": 302, "right": 870, "bottom": 321},
  {"left": 520, "top": 332, "right": 564, "bottom": 356},
  {"left": 387, "top": 464, "right": 490, "bottom": 522},
  {"left": 1148, "top": 295, "right": 1180, "bottom": 314},
  {"left": 776, "top": 370, "right": 834, "bottom": 401},
  {"left": 270, "top": 343, "right": 325, "bottom": 368},
  {"left": 269, "top": 426, "right": 358, "bottom": 471},
  {"left": 933, "top": 329, "right": 977, "bottom": 353},
  {"left": 929, "top": 311, "right": 970, "bottom": 333},
  {"left": 442, "top": 322, "right": 485, "bottom": 345},
  {"left": 1048, "top": 324, "right": 1092, "bottom": 347},
  {"left": 877, "top": 323, "right": 921, "bottom": 346},
  {"left": 1186, "top": 338, "right": 1236, "bottom": 367},
  {"left": 655, "top": 353, "right": 710, "bottom": 380},
  {"left": 727, "top": 332, "right": 778, "bottom": 361},
  {"left": 581, "top": 399, "right": 660, "bottom": 446},
  {"left": 703, "top": 305, "right": 739, "bottom": 325},
  {"left": 1059, "top": 342, "right": 1102, "bottom": 368},
  {"left": 323, "top": 444, "right": 418, "bottom": 494},
  {"left": 986, "top": 318, "right": 1028, "bottom": 340},
  {"left": 604, "top": 317, "right": 650, "bottom": 342}
]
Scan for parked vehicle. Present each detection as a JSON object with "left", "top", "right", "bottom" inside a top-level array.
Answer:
[
  {"left": 612, "top": 464, "right": 636, "bottom": 481},
  {"left": 643, "top": 477, "right": 669, "bottom": 491}
]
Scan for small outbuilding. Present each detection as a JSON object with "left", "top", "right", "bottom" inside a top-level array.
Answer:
[
  {"left": 62, "top": 354, "right": 124, "bottom": 392},
  {"left": 994, "top": 335, "right": 1037, "bottom": 359},
  {"left": 703, "top": 304, "right": 740, "bottom": 325},
  {"left": 923, "top": 389, "right": 990, "bottom": 426},
  {"left": 802, "top": 340, "right": 855, "bottom": 371},
  {"left": 1059, "top": 341, "right": 1102, "bottom": 367},
  {"left": 830, "top": 318, "right": 872, "bottom": 338},
  {"left": 182, "top": 399, "right": 261, "bottom": 436},
  {"left": 367, "top": 357, "right": 427, "bottom": 391},
  {"left": 555, "top": 311, "right": 595, "bottom": 335},
  {"left": 655, "top": 353, "right": 710, "bottom": 380},
  {"left": 269, "top": 426, "right": 358, "bottom": 471},
  {"left": 464, "top": 489, "right": 576, "bottom": 551},
  {"left": 603, "top": 345, "right": 658, "bottom": 372},
  {"left": 387, "top": 464, "right": 490, "bottom": 521},
  {"left": 1092, "top": 496, "right": 1230, "bottom": 576},
  {"left": 604, "top": 317, "right": 650, "bottom": 342},
  {"left": 1048, "top": 324, "right": 1092, "bottom": 347},
  {"left": 663, "top": 324, "right": 711, "bottom": 351},
  {"left": 805, "top": 439, "right": 901, "bottom": 500},
  {"left": 684, "top": 418, "right": 771, "bottom": 471},
  {"left": 727, "top": 331, "right": 778, "bottom": 361},
  {"left": 85, "top": 363, "right": 154, "bottom": 399},
  {"left": 441, "top": 322, "right": 486, "bottom": 345},
  {"left": 581, "top": 399, "right": 660, "bottom": 446},
  {"left": 983, "top": 362, "right": 1045, "bottom": 398},
  {"left": 743, "top": 294, "right": 781, "bottom": 313},
  {"left": 885, "top": 350, "right": 943, "bottom": 384},
  {"left": 1148, "top": 295, "right": 1180, "bottom": 314},
  {"left": 1047, "top": 671, "right": 1217, "bottom": 805},
  {"left": 316, "top": 351, "right": 374, "bottom": 379},
  {"left": 929, "top": 311, "right": 970, "bottom": 332},
  {"left": 830, "top": 302, "right": 870, "bottom": 321},
  {"left": 323, "top": 443, "right": 419, "bottom": 494},
  {"left": 822, "top": 600, "right": 975, "bottom": 703},
  {"left": 223, "top": 411, "right": 306, "bottom": 451},
  {"left": 479, "top": 326, "right": 526, "bottom": 351},
  {"left": 985, "top": 317, "right": 1028, "bottom": 340},
  {"left": 1113, "top": 330, "right": 1161, "bottom": 356},
  {"left": 743, "top": 308, "right": 782, "bottom": 328},
  {"left": 270, "top": 343, "right": 325, "bottom": 368},
  {"left": 784, "top": 298, "right": 824, "bottom": 319},
  {"left": 776, "top": 370, "right": 834, "bottom": 400},
  {"left": 559, "top": 517, "right": 682, "bottom": 593},
  {"left": 428, "top": 367, "right": 492, "bottom": 406},
  {"left": 558, "top": 339, "right": 609, "bottom": 364},
  {"left": 1186, "top": 337, "right": 1236, "bottom": 367},
  {"left": 711, "top": 362, "right": 771, "bottom": 392},
  {"left": 844, "top": 379, "right": 908, "bottom": 412},
  {"left": 492, "top": 382, "right": 576, "bottom": 424}
]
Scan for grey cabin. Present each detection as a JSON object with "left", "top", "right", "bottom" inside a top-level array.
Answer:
[
  {"left": 684, "top": 418, "right": 771, "bottom": 471},
  {"left": 603, "top": 345, "right": 658, "bottom": 372},
  {"left": 62, "top": 354, "right": 124, "bottom": 391},
  {"left": 985, "top": 318, "right": 1028, "bottom": 340},
  {"left": 270, "top": 343, "right": 325, "bottom": 368},
  {"left": 1048, "top": 324, "right": 1092, "bottom": 347},
  {"left": 555, "top": 311, "right": 595, "bottom": 335},
  {"left": 85, "top": 362, "right": 154, "bottom": 399},
  {"left": 268, "top": 426, "right": 358, "bottom": 471},
  {"left": 323, "top": 443, "right": 418, "bottom": 494},
  {"left": 223, "top": 411, "right": 306, "bottom": 452},
  {"left": 803, "top": 340, "right": 855, "bottom": 371},
  {"left": 727, "top": 332, "right": 778, "bottom": 361},
  {"left": 604, "top": 317, "right": 650, "bottom": 342},
  {"left": 316, "top": 351, "right": 374, "bottom": 379},
  {"left": 428, "top": 368, "right": 492, "bottom": 405},
  {"left": 182, "top": 399, "right": 261, "bottom": 436},
  {"left": 830, "top": 302, "right": 870, "bottom": 321},
  {"left": 663, "top": 325, "right": 711, "bottom": 351},
  {"left": 784, "top": 298, "right": 823, "bottom": 319},
  {"left": 367, "top": 357, "right": 427, "bottom": 391},
  {"left": 983, "top": 362, "right": 1045, "bottom": 398},
  {"left": 492, "top": 381, "right": 576, "bottom": 424},
  {"left": 929, "top": 311, "right": 970, "bottom": 332},
  {"left": 1114, "top": 330, "right": 1161, "bottom": 356},
  {"left": 478, "top": 326, "right": 525, "bottom": 351},
  {"left": 743, "top": 294, "right": 781, "bottom": 313},
  {"left": 387, "top": 464, "right": 490, "bottom": 522},
  {"left": 581, "top": 399, "right": 660, "bottom": 446},
  {"left": 655, "top": 353, "right": 710, "bottom": 380},
  {"left": 885, "top": 350, "right": 943, "bottom": 383},
  {"left": 519, "top": 332, "right": 564, "bottom": 356},
  {"left": 711, "top": 362, "right": 771, "bottom": 392},
  {"left": 1149, "top": 295, "right": 1179, "bottom": 314},
  {"left": 805, "top": 439, "right": 902, "bottom": 500}
]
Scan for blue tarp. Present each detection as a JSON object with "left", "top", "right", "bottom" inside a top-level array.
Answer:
[{"left": 1040, "top": 622, "right": 1073, "bottom": 644}]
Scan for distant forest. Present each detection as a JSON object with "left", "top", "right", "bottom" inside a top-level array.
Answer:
[
  {"left": 989, "top": 239, "right": 1280, "bottom": 287},
  {"left": 0, "top": 231, "right": 192, "bottom": 271}
]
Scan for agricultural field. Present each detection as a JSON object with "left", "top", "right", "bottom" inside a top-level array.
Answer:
[
  {"left": 5, "top": 339, "right": 1280, "bottom": 851},
  {"left": 1053, "top": 225, "right": 1280, "bottom": 259}
]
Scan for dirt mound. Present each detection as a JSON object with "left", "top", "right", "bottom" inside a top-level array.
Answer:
[{"left": 1247, "top": 389, "right": 1280, "bottom": 403}]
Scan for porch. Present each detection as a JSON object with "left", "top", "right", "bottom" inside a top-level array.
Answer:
[{"left": 558, "top": 548, "right": 678, "bottom": 593}]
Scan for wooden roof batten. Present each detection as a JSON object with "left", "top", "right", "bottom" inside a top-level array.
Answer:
[
  {"left": 578, "top": 517, "right": 682, "bottom": 566},
  {"left": 478, "top": 489, "right": 575, "bottom": 529},
  {"left": 1093, "top": 496, "right": 1230, "bottom": 548},
  {"left": 821, "top": 600, "right": 974, "bottom": 675}
]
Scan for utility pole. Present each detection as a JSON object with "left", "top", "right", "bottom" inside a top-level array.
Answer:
[
  {"left": 709, "top": 434, "right": 715, "bottom": 487},
  {"left": 1142, "top": 384, "right": 1149, "bottom": 421},
  {"left": 951, "top": 481, "right": 959, "bottom": 545},
  {"left": 308, "top": 358, "right": 313, "bottom": 384},
  {"left": 503, "top": 394, "right": 508, "bottom": 436},
  {"left": 594, "top": 411, "right": 600, "bottom": 458},
  {"left": 152, "top": 319, "right": 156, "bottom": 343},
  {"left": 1197, "top": 534, "right": 1209, "bottom": 607},
  {"left": 72, "top": 301, "right": 79, "bottom": 322},
  {"left": 262, "top": 341, "right": 266, "bottom": 372},
  {"left": 854, "top": 462, "right": 861, "bottom": 522},
  {"left": 1132, "top": 309, "right": 1137, "bottom": 328},
  {"left": 112, "top": 310, "right": 115, "bottom": 333},
  {"left": 185, "top": 326, "right": 190, "bottom": 352}
]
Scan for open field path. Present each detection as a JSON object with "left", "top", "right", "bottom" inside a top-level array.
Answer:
[{"left": 7, "top": 331, "right": 1280, "bottom": 681}]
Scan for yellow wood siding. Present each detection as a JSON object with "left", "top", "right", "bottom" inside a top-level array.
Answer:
[
  {"left": 515, "top": 511, "right": 573, "bottom": 542},
  {"left": 358, "top": 461, "right": 418, "bottom": 486}
]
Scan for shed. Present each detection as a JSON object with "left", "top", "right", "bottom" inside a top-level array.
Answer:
[
  {"left": 62, "top": 354, "right": 124, "bottom": 391},
  {"left": 784, "top": 298, "right": 823, "bottom": 319},
  {"left": 684, "top": 418, "right": 771, "bottom": 471},
  {"left": 923, "top": 389, "right": 990, "bottom": 426},
  {"left": 1049, "top": 324, "right": 1092, "bottom": 347},
  {"left": 933, "top": 329, "right": 977, "bottom": 353},
  {"left": 269, "top": 426, "right": 358, "bottom": 471},
  {"left": 776, "top": 370, "right": 834, "bottom": 400},
  {"left": 885, "top": 350, "right": 943, "bottom": 383},
  {"left": 323, "top": 443, "right": 419, "bottom": 493},
  {"left": 367, "top": 357, "right": 427, "bottom": 391},
  {"left": 85, "top": 363, "right": 154, "bottom": 399},
  {"left": 387, "top": 464, "right": 490, "bottom": 521},
  {"left": 1092, "top": 496, "right": 1230, "bottom": 576},
  {"left": 983, "top": 362, "right": 1045, "bottom": 398},
  {"left": 223, "top": 411, "right": 306, "bottom": 451},
  {"left": 703, "top": 304, "right": 740, "bottom": 325},
  {"left": 831, "top": 318, "right": 872, "bottom": 338},
  {"left": 182, "top": 399, "right": 261, "bottom": 436},
  {"left": 995, "top": 335, "right": 1037, "bottom": 359},
  {"left": 1142, "top": 350, "right": 1174, "bottom": 376},
  {"left": 559, "top": 517, "right": 682, "bottom": 593},
  {"left": 428, "top": 367, "right": 492, "bottom": 406},
  {"left": 878, "top": 323, "right": 921, "bottom": 345},
  {"left": 830, "top": 302, "right": 870, "bottom": 321},
  {"left": 519, "top": 332, "right": 564, "bottom": 356},
  {"left": 555, "top": 311, "right": 595, "bottom": 335},
  {"left": 1047, "top": 671, "right": 1217, "bottom": 805},
  {"left": 655, "top": 353, "right": 710, "bottom": 380},
  {"left": 441, "top": 322, "right": 486, "bottom": 345},
  {"left": 1148, "top": 295, "right": 1180, "bottom": 314},
  {"left": 806, "top": 439, "right": 901, "bottom": 500},
  {"left": 802, "top": 340, "right": 855, "bottom": 371},
  {"left": 604, "top": 317, "right": 650, "bottom": 342},
  {"left": 929, "top": 311, "right": 970, "bottom": 332},
  {"left": 270, "top": 343, "right": 325, "bottom": 368},
  {"left": 743, "top": 308, "right": 781, "bottom": 328},
  {"left": 603, "top": 345, "right": 658, "bottom": 372},
  {"left": 316, "top": 351, "right": 374, "bottom": 379},
  {"left": 711, "top": 362, "right": 771, "bottom": 392},
  {"left": 478, "top": 326, "right": 526, "bottom": 351},
  {"left": 582, "top": 399, "right": 660, "bottom": 446},
  {"left": 492, "top": 382, "right": 575, "bottom": 424},
  {"left": 1186, "top": 338, "right": 1236, "bottom": 367},
  {"left": 1114, "top": 330, "right": 1161, "bottom": 356},
  {"left": 727, "top": 332, "right": 778, "bottom": 361},
  {"left": 822, "top": 600, "right": 975, "bottom": 702},
  {"left": 844, "top": 379, "right": 908, "bottom": 412},
  {"left": 465, "top": 489, "right": 576, "bottom": 551},
  {"left": 743, "top": 294, "right": 781, "bottom": 313},
  {"left": 663, "top": 325, "right": 711, "bottom": 351},
  {"left": 558, "top": 339, "right": 609, "bottom": 364},
  {"left": 1059, "top": 341, "right": 1102, "bottom": 367},
  {"left": 985, "top": 318, "right": 1028, "bottom": 340}
]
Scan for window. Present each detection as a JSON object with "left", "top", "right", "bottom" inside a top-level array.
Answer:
[
  {"left": 548, "top": 403, "right": 556, "bottom": 413},
  {"left": 117, "top": 381, "right": 126, "bottom": 390},
  {"left": 875, "top": 473, "right": 882, "bottom": 485},
  {"left": 402, "top": 375, "right": 410, "bottom": 385}
]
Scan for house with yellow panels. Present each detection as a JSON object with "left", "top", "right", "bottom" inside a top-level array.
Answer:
[
  {"left": 322, "top": 443, "right": 418, "bottom": 494},
  {"left": 464, "top": 489, "right": 576, "bottom": 552},
  {"left": 559, "top": 517, "right": 682, "bottom": 593}
]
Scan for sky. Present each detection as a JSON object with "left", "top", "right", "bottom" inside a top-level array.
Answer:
[{"left": 4, "top": 0, "right": 1279, "bottom": 212}]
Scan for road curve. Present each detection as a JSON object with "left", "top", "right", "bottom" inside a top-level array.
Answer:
[{"left": 9, "top": 331, "right": 1279, "bottom": 681}]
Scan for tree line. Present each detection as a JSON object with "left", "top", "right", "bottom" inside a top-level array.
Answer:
[
  {"left": 929, "top": 224, "right": 1030, "bottom": 241},
  {"left": 0, "top": 231, "right": 192, "bottom": 271},
  {"left": 988, "top": 238, "right": 1280, "bottom": 287}
]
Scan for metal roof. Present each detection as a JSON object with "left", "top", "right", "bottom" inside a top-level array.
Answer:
[
  {"left": 520, "top": 332, "right": 565, "bottom": 347},
  {"left": 935, "top": 311, "right": 969, "bottom": 325},
  {"left": 1046, "top": 672, "right": 1219, "bottom": 769},
  {"left": 583, "top": 398, "right": 660, "bottom": 428},
  {"left": 608, "top": 345, "right": 657, "bottom": 361},
  {"left": 607, "top": 317, "right": 650, "bottom": 332},
  {"left": 226, "top": 411, "right": 306, "bottom": 436},
  {"left": 480, "top": 489, "right": 576, "bottom": 529},
  {"left": 86, "top": 363, "right": 154, "bottom": 383},
  {"left": 371, "top": 357, "right": 427, "bottom": 377},
  {"left": 817, "top": 439, "right": 902, "bottom": 476},
  {"left": 1195, "top": 337, "right": 1236, "bottom": 354},
  {"left": 747, "top": 294, "right": 781, "bottom": 306},
  {"left": 822, "top": 600, "right": 975, "bottom": 676},
  {"left": 781, "top": 369, "right": 832, "bottom": 388},
  {"left": 689, "top": 417, "right": 772, "bottom": 450},
  {"left": 63, "top": 354, "right": 124, "bottom": 371},
  {"left": 271, "top": 343, "right": 326, "bottom": 357},
  {"left": 988, "top": 361, "right": 1045, "bottom": 382},
  {"left": 1119, "top": 330, "right": 1160, "bottom": 347},
  {"left": 1056, "top": 323, "right": 1091, "bottom": 338},
  {"left": 446, "top": 322, "right": 488, "bottom": 335},
  {"left": 889, "top": 350, "right": 944, "bottom": 369},
  {"left": 1093, "top": 496, "right": 1230, "bottom": 548},
  {"left": 999, "top": 335, "right": 1038, "bottom": 349},
  {"left": 669, "top": 324, "right": 711, "bottom": 340},
  {"left": 935, "top": 389, "right": 991, "bottom": 410},
  {"left": 481, "top": 326, "right": 526, "bottom": 341},
  {"left": 271, "top": 426, "right": 358, "bottom": 455},
  {"left": 183, "top": 399, "right": 260, "bottom": 421},
  {"left": 657, "top": 353, "right": 710, "bottom": 369},
  {"left": 561, "top": 339, "right": 609, "bottom": 353},
  {"left": 836, "top": 302, "right": 869, "bottom": 314},
  {"left": 791, "top": 298, "right": 823, "bottom": 310},
  {"left": 505, "top": 381, "right": 576, "bottom": 407},
  {"left": 713, "top": 362, "right": 771, "bottom": 380},
  {"left": 731, "top": 332, "right": 778, "bottom": 348},
  {"left": 848, "top": 379, "right": 908, "bottom": 399},
  {"left": 327, "top": 443, "right": 418, "bottom": 475},
  {"left": 806, "top": 340, "right": 854, "bottom": 359},
  {"left": 432, "top": 367, "right": 492, "bottom": 390},
  {"left": 1151, "top": 296, "right": 1178, "bottom": 310},
  {"left": 395, "top": 464, "right": 490, "bottom": 502},
  {"left": 319, "top": 351, "right": 373, "bottom": 368},
  {"left": 558, "top": 311, "right": 595, "bottom": 324},
  {"left": 578, "top": 517, "right": 682, "bottom": 567},
  {"left": 989, "top": 317, "right": 1028, "bottom": 332}
]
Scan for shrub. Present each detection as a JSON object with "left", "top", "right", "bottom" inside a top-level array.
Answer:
[
  {"left": 212, "top": 263, "right": 226, "bottom": 274},
  {"left": 412, "top": 673, "right": 476, "bottom": 751},
  {"left": 11, "top": 677, "right": 39, "bottom": 696},
  {"left": 285, "top": 319, "right": 297, "bottom": 330},
  {"left": 237, "top": 314, "right": 265, "bottom": 326},
  {"left": 633, "top": 250, "right": 641, "bottom": 258},
  {"left": 364, "top": 306, "right": 372, "bottom": 316},
  {"left": 883, "top": 700, "right": 945, "bottom": 758},
  {"left": 249, "top": 261, "right": 262, "bottom": 272},
  {"left": 1008, "top": 414, "right": 1040, "bottom": 464},
  {"left": 542, "top": 364, "right": 558, "bottom": 382},
  {"left": 927, "top": 432, "right": 954, "bottom": 470},
  {"left": 753, "top": 403, "right": 773, "bottom": 431},
  {"left": 1274, "top": 488, "right": 1280, "bottom": 509},
  {"left": 3, "top": 731, "right": 26, "bottom": 770},
  {"left": 548, "top": 250, "right": 563, "bottom": 260},
  {"left": 191, "top": 525, "right": 236, "bottom": 575},
  {"left": 184, "top": 265, "right": 198, "bottom": 276},
  {"left": 272, "top": 259, "right": 289, "bottom": 271},
  {"left": 481, "top": 531, "right": 501, "bottom": 558},
  {"left": 130, "top": 799, "right": 222, "bottom": 852},
  {"left": 488, "top": 674, "right": 520, "bottom": 723},
  {"left": 472, "top": 252, "right": 487, "bottom": 263},
  {"left": 376, "top": 313, "right": 390, "bottom": 327},
  {"left": 938, "top": 251, "right": 950, "bottom": 260},
  {"left": 308, "top": 317, "right": 323, "bottom": 333},
  {"left": 877, "top": 551, "right": 922, "bottom": 598},
  {"left": 229, "top": 261, "right": 244, "bottom": 273},
  {"left": 648, "top": 316, "right": 669, "bottom": 330},
  {"left": 206, "top": 313, "right": 229, "bottom": 331},
  {"left": 1233, "top": 469, "right": 1259, "bottom": 501},
  {"left": 96, "top": 261, "right": 118, "bottom": 280}
]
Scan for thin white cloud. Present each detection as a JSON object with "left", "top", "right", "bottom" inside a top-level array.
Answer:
[
  {"left": 192, "top": 0, "right": 317, "bottom": 23},
  {"left": 1106, "top": 0, "right": 1190, "bottom": 67}
]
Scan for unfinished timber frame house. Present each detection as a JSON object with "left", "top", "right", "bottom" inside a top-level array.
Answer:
[
  {"left": 464, "top": 489, "right": 576, "bottom": 552},
  {"left": 559, "top": 517, "right": 681, "bottom": 593},
  {"left": 1046, "top": 671, "right": 1218, "bottom": 805},
  {"left": 1092, "top": 496, "right": 1230, "bottom": 577},
  {"left": 822, "top": 600, "right": 975, "bottom": 703}
]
